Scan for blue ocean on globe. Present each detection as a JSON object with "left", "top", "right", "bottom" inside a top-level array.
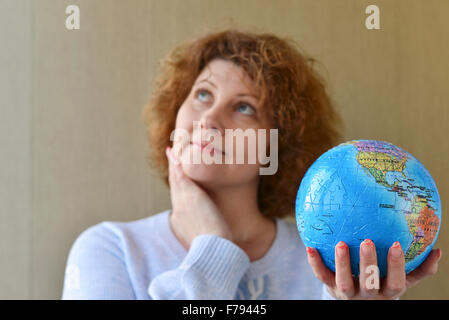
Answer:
[{"left": 295, "top": 140, "right": 442, "bottom": 277}]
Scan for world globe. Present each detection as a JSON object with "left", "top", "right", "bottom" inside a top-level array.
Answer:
[{"left": 295, "top": 140, "right": 441, "bottom": 277}]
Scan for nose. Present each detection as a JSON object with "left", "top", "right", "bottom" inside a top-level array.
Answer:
[{"left": 198, "top": 106, "right": 224, "bottom": 136}]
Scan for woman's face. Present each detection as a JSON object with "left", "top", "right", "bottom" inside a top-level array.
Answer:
[{"left": 172, "top": 58, "right": 274, "bottom": 188}]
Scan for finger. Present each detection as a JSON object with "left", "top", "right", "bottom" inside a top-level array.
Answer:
[
  {"left": 383, "top": 241, "right": 406, "bottom": 298},
  {"left": 358, "top": 239, "right": 380, "bottom": 298},
  {"left": 166, "top": 146, "right": 175, "bottom": 181},
  {"left": 168, "top": 146, "right": 181, "bottom": 165},
  {"left": 168, "top": 146, "right": 196, "bottom": 189},
  {"left": 167, "top": 146, "right": 181, "bottom": 189},
  {"left": 306, "top": 247, "right": 336, "bottom": 288},
  {"left": 335, "top": 241, "right": 355, "bottom": 299},
  {"left": 406, "top": 248, "right": 442, "bottom": 289}
]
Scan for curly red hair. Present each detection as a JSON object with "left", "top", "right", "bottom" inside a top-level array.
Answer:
[{"left": 142, "top": 29, "right": 343, "bottom": 218}]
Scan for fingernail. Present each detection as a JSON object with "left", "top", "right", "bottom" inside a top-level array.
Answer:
[
  {"left": 361, "top": 239, "right": 374, "bottom": 257},
  {"left": 391, "top": 241, "right": 403, "bottom": 259},
  {"left": 336, "top": 241, "right": 347, "bottom": 258},
  {"left": 306, "top": 247, "right": 316, "bottom": 257},
  {"left": 169, "top": 149, "right": 180, "bottom": 165},
  {"left": 436, "top": 248, "right": 442, "bottom": 260}
]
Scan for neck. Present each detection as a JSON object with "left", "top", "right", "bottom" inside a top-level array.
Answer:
[{"left": 201, "top": 179, "right": 274, "bottom": 245}]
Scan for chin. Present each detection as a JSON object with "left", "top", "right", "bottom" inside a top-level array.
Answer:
[
  {"left": 181, "top": 161, "right": 225, "bottom": 182},
  {"left": 179, "top": 144, "right": 225, "bottom": 174}
]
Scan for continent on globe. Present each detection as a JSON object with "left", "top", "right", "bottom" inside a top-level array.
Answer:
[
  {"left": 404, "top": 195, "right": 440, "bottom": 262},
  {"left": 356, "top": 152, "right": 406, "bottom": 187},
  {"left": 353, "top": 140, "right": 407, "bottom": 188},
  {"left": 295, "top": 139, "right": 442, "bottom": 277}
]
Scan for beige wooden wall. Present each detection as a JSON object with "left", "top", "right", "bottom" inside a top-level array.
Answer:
[{"left": 1, "top": 0, "right": 447, "bottom": 299}]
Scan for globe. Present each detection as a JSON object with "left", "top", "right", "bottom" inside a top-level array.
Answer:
[{"left": 295, "top": 140, "right": 442, "bottom": 277}]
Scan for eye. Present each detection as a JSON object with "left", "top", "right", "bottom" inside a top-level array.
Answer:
[
  {"left": 196, "top": 89, "right": 212, "bottom": 102},
  {"left": 236, "top": 103, "right": 256, "bottom": 116}
]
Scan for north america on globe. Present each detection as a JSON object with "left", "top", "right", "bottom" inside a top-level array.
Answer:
[{"left": 295, "top": 140, "right": 441, "bottom": 277}]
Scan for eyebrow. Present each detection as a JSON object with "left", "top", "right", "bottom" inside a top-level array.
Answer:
[{"left": 195, "top": 78, "right": 259, "bottom": 100}]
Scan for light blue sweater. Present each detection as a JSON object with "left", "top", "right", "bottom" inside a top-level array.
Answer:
[{"left": 61, "top": 209, "right": 334, "bottom": 299}]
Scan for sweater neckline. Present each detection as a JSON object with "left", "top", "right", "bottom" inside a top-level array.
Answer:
[{"left": 160, "top": 209, "right": 285, "bottom": 276}]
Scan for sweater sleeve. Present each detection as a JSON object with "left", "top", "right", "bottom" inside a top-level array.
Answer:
[
  {"left": 148, "top": 234, "right": 250, "bottom": 300},
  {"left": 61, "top": 223, "right": 136, "bottom": 300}
]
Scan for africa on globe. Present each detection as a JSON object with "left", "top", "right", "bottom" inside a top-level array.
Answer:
[{"left": 295, "top": 140, "right": 442, "bottom": 277}]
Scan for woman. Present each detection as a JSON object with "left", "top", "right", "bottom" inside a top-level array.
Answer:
[{"left": 62, "top": 29, "right": 441, "bottom": 300}]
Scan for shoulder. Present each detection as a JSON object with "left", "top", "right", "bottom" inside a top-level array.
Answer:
[{"left": 67, "top": 209, "right": 171, "bottom": 258}]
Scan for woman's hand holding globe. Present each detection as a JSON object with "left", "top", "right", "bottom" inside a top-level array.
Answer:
[
  {"left": 306, "top": 240, "right": 442, "bottom": 299},
  {"left": 297, "top": 140, "right": 443, "bottom": 299}
]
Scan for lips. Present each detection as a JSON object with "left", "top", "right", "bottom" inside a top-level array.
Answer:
[{"left": 191, "top": 141, "right": 225, "bottom": 155}]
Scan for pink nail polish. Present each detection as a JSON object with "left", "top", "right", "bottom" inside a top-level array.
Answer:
[
  {"left": 392, "top": 241, "right": 401, "bottom": 248},
  {"left": 363, "top": 239, "right": 374, "bottom": 245},
  {"left": 390, "top": 242, "right": 402, "bottom": 259},
  {"left": 361, "top": 239, "right": 374, "bottom": 256},
  {"left": 337, "top": 241, "right": 347, "bottom": 248},
  {"left": 306, "top": 247, "right": 316, "bottom": 257},
  {"left": 336, "top": 241, "right": 347, "bottom": 258},
  {"left": 436, "top": 248, "right": 442, "bottom": 260}
]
